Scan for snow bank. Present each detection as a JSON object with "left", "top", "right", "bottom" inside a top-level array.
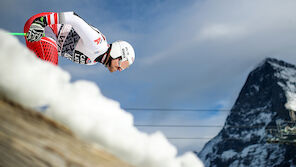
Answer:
[
  {"left": 285, "top": 92, "right": 296, "bottom": 111},
  {"left": 0, "top": 29, "right": 203, "bottom": 167},
  {"left": 270, "top": 60, "right": 296, "bottom": 112}
]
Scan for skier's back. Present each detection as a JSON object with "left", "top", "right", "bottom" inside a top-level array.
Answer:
[{"left": 24, "top": 12, "right": 135, "bottom": 72}]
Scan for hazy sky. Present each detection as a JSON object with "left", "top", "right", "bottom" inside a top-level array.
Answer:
[{"left": 1, "top": 0, "right": 296, "bottom": 154}]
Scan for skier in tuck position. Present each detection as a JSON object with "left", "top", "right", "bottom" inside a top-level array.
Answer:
[{"left": 24, "top": 12, "right": 135, "bottom": 72}]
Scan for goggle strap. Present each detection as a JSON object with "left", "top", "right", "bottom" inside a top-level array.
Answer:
[{"left": 103, "top": 44, "right": 112, "bottom": 65}]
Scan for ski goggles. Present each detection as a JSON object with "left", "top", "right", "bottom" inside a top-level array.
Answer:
[{"left": 118, "top": 58, "right": 130, "bottom": 71}]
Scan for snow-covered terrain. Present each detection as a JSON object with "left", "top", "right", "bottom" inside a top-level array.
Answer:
[
  {"left": 0, "top": 29, "right": 203, "bottom": 167},
  {"left": 198, "top": 58, "right": 296, "bottom": 166}
]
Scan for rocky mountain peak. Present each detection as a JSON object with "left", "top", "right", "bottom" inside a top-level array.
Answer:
[{"left": 198, "top": 57, "right": 296, "bottom": 167}]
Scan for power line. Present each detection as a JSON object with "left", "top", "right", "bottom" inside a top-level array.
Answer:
[
  {"left": 166, "top": 137, "right": 265, "bottom": 140},
  {"left": 124, "top": 108, "right": 232, "bottom": 112},
  {"left": 134, "top": 125, "right": 279, "bottom": 140},
  {"left": 135, "top": 124, "right": 223, "bottom": 127},
  {"left": 167, "top": 137, "right": 212, "bottom": 140},
  {"left": 134, "top": 124, "right": 277, "bottom": 128},
  {"left": 127, "top": 108, "right": 278, "bottom": 140}
]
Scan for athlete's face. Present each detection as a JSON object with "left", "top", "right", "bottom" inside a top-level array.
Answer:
[{"left": 107, "top": 58, "right": 129, "bottom": 72}]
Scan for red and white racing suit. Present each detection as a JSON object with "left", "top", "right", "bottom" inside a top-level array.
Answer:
[{"left": 24, "top": 12, "right": 109, "bottom": 65}]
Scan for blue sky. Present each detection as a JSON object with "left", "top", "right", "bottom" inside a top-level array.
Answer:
[{"left": 1, "top": 0, "right": 296, "bottom": 154}]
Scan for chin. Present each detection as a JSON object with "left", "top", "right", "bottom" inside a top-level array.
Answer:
[{"left": 108, "top": 68, "right": 116, "bottom": 73}]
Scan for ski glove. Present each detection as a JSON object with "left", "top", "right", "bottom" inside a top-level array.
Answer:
[{"left": 26, "top": 16, "right": 47, "bottom": 42}]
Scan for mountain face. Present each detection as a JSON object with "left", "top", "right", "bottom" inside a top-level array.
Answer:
[{"left": 198, "top": 58, "right": 296, "bottom": 167}]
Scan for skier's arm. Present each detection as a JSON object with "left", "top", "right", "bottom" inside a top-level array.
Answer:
[
  {"left": 29, "top": 12, "right": 105, "bottom": 44},
  {"left": 58, "top": 12, "right": 105, "bottom": 49}
]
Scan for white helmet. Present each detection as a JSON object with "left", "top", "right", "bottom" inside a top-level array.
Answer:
[{"left": 110, "top": 40, "right": 135, "bottom": 66}]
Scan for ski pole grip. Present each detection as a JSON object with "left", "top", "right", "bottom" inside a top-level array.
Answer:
[{"left": 9, "top": 32, "right": 27, "bottom": 36}]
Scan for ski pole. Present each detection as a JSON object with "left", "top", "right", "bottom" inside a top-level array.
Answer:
[{"left": 9, "top": 32, "right": 27, "bottom": 36}]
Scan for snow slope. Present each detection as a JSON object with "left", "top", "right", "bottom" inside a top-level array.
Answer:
[{"left": 0, "top": 29, "right": 203, "bottom": 167}]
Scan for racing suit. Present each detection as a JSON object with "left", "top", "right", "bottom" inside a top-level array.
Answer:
[{"left": 24, "top": 12, "right": 109, "bottom": 65}]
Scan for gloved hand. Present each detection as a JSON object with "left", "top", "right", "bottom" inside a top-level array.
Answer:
[{"left": 26, "top": 16, "right": 47, "bottom": 42}]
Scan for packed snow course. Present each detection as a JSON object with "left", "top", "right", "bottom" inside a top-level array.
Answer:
[{"left": 0, "top": 29, "right": 204, "bottom": 167}]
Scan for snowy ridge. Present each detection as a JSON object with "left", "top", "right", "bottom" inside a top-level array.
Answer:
[
  {"left": 198, "top": 135, "right": 222, "bottom": 167},
  {"left": 0, "top": 29, "right": 203, "bottom": 167},
  {"left": 267, "top": 59, "right": 296, "bottom": 111},
  {"left": 198, "top": 58, "right": 296, "bottom": 166}
]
